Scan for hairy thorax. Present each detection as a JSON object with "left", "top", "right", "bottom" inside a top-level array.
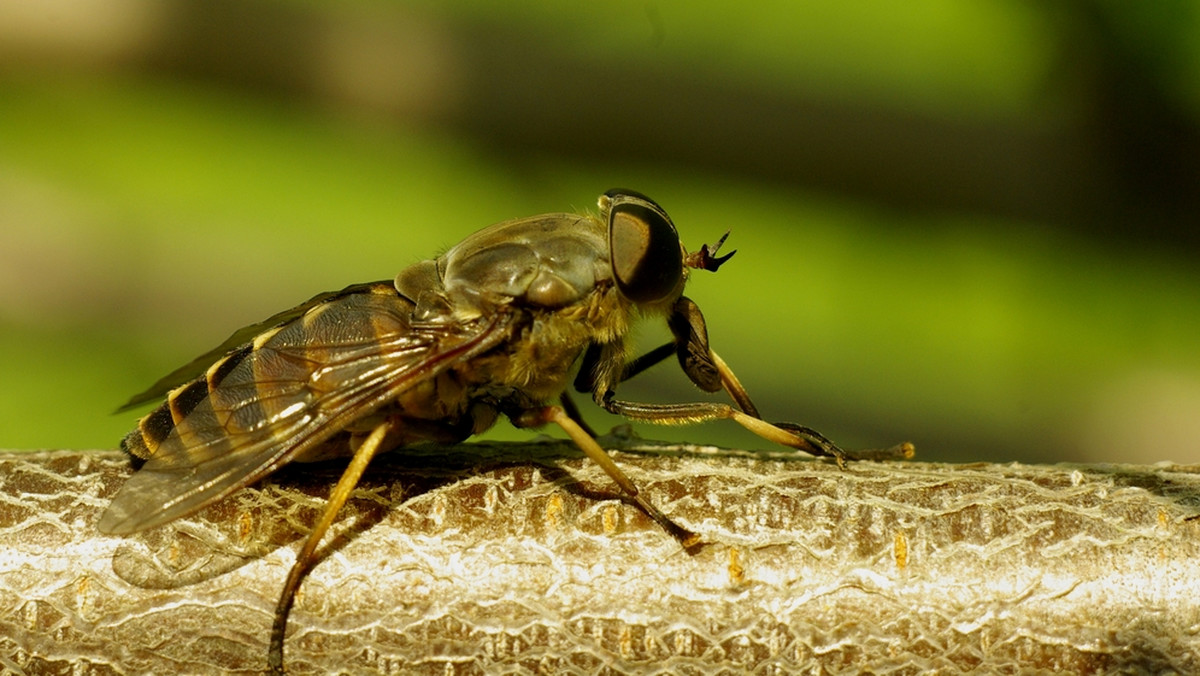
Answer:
[{"left": 461, "top": 286, "right": 631, "bottom": 412}]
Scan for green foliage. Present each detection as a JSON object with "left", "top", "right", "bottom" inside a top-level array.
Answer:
[{"left": 2, "top": 3, "right": 1198, "bottom": 463}]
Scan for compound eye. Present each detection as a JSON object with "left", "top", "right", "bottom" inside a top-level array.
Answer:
[{"left": 606, "top": 190, "right": 684, "bottom": 304}]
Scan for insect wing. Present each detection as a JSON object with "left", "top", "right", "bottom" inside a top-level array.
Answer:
[
  {"left": 100, "top": 284, "right": 508, "bottom": 535},
  {"left": 116, "top": 283, "right": 385, "bottom": 413}
]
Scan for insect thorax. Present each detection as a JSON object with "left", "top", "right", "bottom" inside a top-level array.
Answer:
[{"left": 465, "top": 286, "right": 632, "bottom": 407}]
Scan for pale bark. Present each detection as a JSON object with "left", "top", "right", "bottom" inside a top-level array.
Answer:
[{"left": 2, "top": 444, "right": 1198, "bottom": 674}]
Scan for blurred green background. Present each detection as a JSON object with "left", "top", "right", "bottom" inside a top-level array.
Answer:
[{"left": 2, "top": 1, "right": 1198, "bottom": 464}]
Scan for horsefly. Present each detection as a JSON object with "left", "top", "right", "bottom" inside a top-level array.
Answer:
[{"left": 100, "top": 189, "right": 913, "bottom": 671}]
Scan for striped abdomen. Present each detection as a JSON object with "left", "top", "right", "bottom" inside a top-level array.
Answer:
[
  {"left": 119, "top": 281, "right": 428, "bottom": 466},
  {"left": 121, "top": 341, "right": 253, "bottom": 465}
]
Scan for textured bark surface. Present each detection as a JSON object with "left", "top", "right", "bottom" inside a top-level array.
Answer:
[{"left": 2, "top": 443, "right": 1199, "bottom": 674}]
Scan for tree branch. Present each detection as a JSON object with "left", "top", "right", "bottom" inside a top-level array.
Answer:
[{"left": 2, "top": 443, "right": 1199, "bottom": 673}]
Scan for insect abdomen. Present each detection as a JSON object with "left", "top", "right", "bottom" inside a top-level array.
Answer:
[{"left": 121, "top": 344, "right": 253, "bottom": 462}]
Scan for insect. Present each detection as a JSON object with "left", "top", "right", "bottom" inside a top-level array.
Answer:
[{"left": 100, "top": 190, "right": 912, "bottom": 672}]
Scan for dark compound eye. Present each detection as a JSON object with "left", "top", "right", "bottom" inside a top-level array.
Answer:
[{"left": 605, "top": 190, "right": 684, "bottom": 304}]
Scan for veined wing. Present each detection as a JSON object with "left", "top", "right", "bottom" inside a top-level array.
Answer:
[
  {"left": 116, "top": 283, "right": 387, "bottom": 413},
  {"left": 100, "top": 282, "right": 510, "bottom": 535}
]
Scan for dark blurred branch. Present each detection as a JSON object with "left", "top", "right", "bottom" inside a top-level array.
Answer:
[
  {"left": 3, "top": 446, "right": 1200, "bottom": 673},
  {"left": 1, "top": 0, "right": 1196, "bottom": 245}
]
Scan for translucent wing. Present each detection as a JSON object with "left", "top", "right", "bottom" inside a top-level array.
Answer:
[
  {"left": 116, "top": 284, "right": 382, "bottom": 413},
  {"left": 100, "top": 282, "right": 509, "bottom": 535}
]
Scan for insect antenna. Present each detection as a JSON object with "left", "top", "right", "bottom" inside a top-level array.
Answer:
[{"left": 685, "top": 231, "right": 736, "bottom": 272}]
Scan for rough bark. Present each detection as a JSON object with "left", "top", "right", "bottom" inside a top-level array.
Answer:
[{"left": 2, "top": 443, "right": 1198, "bottom": 674}]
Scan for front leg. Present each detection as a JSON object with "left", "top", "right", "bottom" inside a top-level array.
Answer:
[
  {"left": 598, "top": 393, "right": 913, "bottom": 466},
  {"left": 597, "top": 393, "right": 843, "bottom": 459}
]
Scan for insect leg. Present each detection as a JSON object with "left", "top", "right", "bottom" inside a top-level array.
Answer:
[
  {"left": 685, "top": 349, "right": 914, "bottom": 462},
  {"left": 600, "top": 394, "right": 914, "bottom": 465},
  {"left": 268, "top": 420, "right": 394, "bottom": 674},
  {"left": 576, "top": 339, "right": 764, "bottom": 419},
  {"left": 574, "top": 341, "right": 684, "bottom": 396},
  {"left": 558, "top": 391, "right": 598, "bottom": 438},
  {"left": 707, "top": 349, "right": 760, "bottom": 418},
  {"left": 617, "top": 342, "right": 677, "bottom": 385},
  {"left": 513, "top": 406, "right": 700, "bottom": 548},
  {"left": 597, "top": 393, "right": 850, "bottom": 463},
  {"left": 576, "top": 297, "right": 761, "bottom": 416}
]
